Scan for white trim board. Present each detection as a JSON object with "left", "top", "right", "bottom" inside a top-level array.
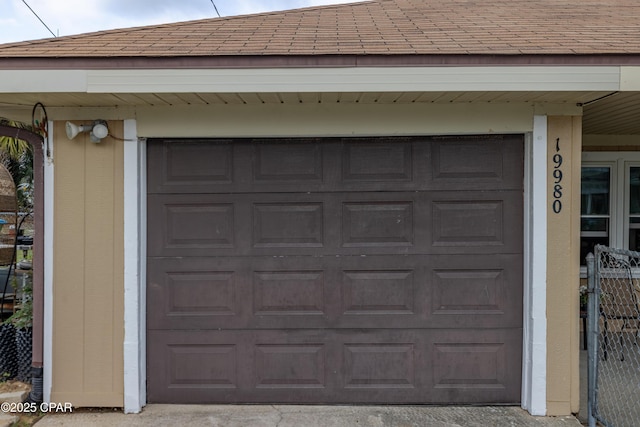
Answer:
[
  {"left": 123, "top": 122, "right": 145, "bottom": 413},
  {"left": 139, "top": 139, "right": 147, "bottom": 408},
  {"left": 86, "top": 67, "right": 620, "bottom": 93},
  {"left": 521, "top": 115, "right": 548, "bottom": 416},
  {"left": 0, "top": 66, "right": 621, "bottom": 94},
  {"left": 620, "top": 66, "right": 640, "bottom": 91},
  {"left": 43, "top": 123, "right": 55, "bottom": 403}
]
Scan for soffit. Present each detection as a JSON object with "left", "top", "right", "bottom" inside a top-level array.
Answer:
[
  {"left": 582, "top": 92, "right": 640, "bottom": 135},
  {"left": 1, "top": 90, "right": 638, "bottom": 135}
]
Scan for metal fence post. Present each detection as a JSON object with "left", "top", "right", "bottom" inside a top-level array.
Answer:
[{"left": 586, "top": 251, "right": 597, "bottom": 427}]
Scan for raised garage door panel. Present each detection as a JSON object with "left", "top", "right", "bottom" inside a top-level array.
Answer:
[
  {"left": 147, "top": 254, "right": 522, "bottom": 331},
  {"left": 147, "top": 191, "right": 522, "bottom": 257},
  {"left": 147, "top": 328, "right": 522, "bottom": 404},
  {"left": 147, "top": 135, "right": 524, "bottom": 404},
  {"left": 147, "top": 137, "right": 523, "bottom": 194}
]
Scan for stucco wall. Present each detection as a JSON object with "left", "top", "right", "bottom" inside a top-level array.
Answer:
[
  {"left": 546, "top": 116, "right": 581, "bottom": 415},
  {"left": 51, "top": 120, "right": 124, "bottom": 407}
]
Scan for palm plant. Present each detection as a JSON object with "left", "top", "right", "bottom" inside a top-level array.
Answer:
[
  {"left": 0, "top": 118, "right": 34, "bottom": 160},
  {"left": 0, "top": 118, "right": 35, "bottom": 213},
  {"left": 0, "top": 137, "right": 31, "bottom": 162}
]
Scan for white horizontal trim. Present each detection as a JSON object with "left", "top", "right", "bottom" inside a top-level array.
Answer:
[
  {"left": 0, "top": 66, "right": 622, "bottom": 93},
  {"left": 620, "top": 66, "right": 640, "bottom": 91},
  {"left": 0, "top": 70, "right": 87, "bottom": 92},
  {"left": 87, "top": 67, "right": 620, "bottom": 93}
]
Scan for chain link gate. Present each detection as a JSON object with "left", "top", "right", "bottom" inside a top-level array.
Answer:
[{"left": 587, "top": 245, "right": 640, "bottom": 427}]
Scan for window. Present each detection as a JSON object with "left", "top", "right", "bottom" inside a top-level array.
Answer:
[
  {"left": 580, "top": 153, "right": 640, "bottom": 265},
  {"left": 629, "top": 167, "right": 640, "bottom": 250},
  {"left": 580, "top": 166, "right": 610, "bottom": 263}
]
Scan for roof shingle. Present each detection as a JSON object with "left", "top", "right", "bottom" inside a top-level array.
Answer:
[{"left": 1, "top": 0, "right": 640, "bottom": 58}]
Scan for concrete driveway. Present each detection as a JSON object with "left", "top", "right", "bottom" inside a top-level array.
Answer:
[{"left": 36, "top": 405, "right": 581, "bottom": 427}]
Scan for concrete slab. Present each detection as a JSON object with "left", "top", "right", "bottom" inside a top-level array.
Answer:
[
  {"left": 0, "top": 389, "right": 28, "bottom": 404},
  {"left": 0, "top": 412, "right": 18, "bottom": 427},
  {"left": 36, "top": 405, "right": 582, "bottom": 427}
]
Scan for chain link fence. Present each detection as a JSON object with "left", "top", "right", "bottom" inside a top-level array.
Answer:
[
  {"left": 0, "top": 323, "right": 31, "bottom": 382},
  {"left": 587, "top": 245, "right": 640, "bottom": 427}
]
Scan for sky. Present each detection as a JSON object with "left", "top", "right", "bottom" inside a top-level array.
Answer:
[{"left": 0, "top": 0, "right": 367, "bottom": 44}]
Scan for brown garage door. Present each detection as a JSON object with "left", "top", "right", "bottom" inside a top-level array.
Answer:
[{"left": 146, "top": 135, "right": 523, "bottom": 404}]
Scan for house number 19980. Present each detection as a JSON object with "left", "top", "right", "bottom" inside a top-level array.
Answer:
[{"left": 552, "top": 138, "right": 563, "bottom": 213}]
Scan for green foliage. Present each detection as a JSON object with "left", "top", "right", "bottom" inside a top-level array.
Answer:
[
  {"left": 0, "top": 118, "right": 35, "bottom": 327},
  {"left": 6, "top": 282, "right": 32, "bottom": 329},
  {"left": 0, "top": 136, "right": 31, "bottom": 161},
  {"left": 0, "top": 117, "right": 34, "bottom": 161}
]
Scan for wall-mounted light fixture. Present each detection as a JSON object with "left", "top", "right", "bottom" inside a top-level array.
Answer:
[{"left": 65, "top": 120, "right": 109, "bottom": 143}]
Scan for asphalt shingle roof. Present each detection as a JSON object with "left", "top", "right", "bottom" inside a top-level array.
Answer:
[{"left": 1, "top": 0, "right": 640, "bottom": 58}]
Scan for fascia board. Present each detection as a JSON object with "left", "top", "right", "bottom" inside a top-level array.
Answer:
[
  {"left": 0, "top": 66, "right": 621, "bottom": 94},
  {"left": 85, "top": 66, "right": 621, "bottom": 93},
  {"left": 0, "top": 70, "right": 88, "bottom": 92},
  {"left": 620, "top": 66, "right": 640, "bottom": 90}
]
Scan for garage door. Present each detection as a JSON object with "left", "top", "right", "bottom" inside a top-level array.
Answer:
[{"left": 146, "top": 135, "right": 523, "bottom": 404}]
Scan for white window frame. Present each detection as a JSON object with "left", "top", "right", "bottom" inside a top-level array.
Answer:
[{"left": 581, "top": 152, "right": 640, "bottom": 276}]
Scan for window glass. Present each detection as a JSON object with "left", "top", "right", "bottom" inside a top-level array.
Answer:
[
  {"left": 580, "top": 235, "right": 609, "bottom": 265},
  {"left": 630, "top": 167, "right": 640, "bottom": 214},
  {"left": 581, "top": 218, "right": 608, "bottom": 232},
  {"left": 629, "top": 218, "right": 640, "bottom": 252},
  {"left": 581, "top": 167, "right": 610, "bottom": 215},
  {"left": 629, "top": 167, "right": 640, "bottom": 251},
  {"left": 580, "top": 166, "right": 610, "bottom": 264}
]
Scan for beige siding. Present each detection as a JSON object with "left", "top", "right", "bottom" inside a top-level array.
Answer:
[
  {"left": 546, "top": 116, "right": 582, "bottom": 415},
  {"left": 51, "top": 120, "right": 124, "bottom": 407},
  {"left": 135, "top": 103, "right": 535, "bottom": 138}
]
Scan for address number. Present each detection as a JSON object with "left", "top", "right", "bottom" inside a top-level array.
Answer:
[{"left": 552, "top": 138, "right": 563, "bottom": 214}]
